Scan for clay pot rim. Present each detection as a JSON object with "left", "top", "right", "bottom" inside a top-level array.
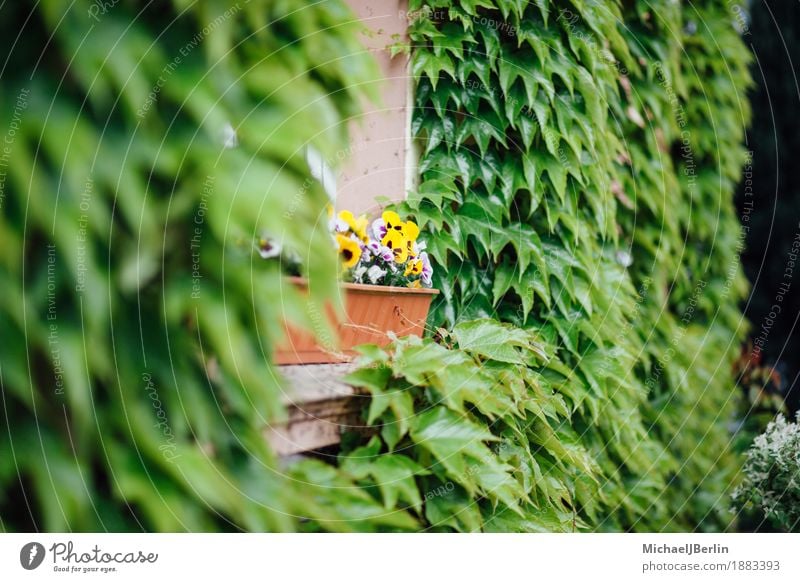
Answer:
[{"left": 287, "top": 275, "right": 440, "bottom": 296}]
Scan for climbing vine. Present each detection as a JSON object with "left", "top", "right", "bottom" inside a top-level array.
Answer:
[
  {"left": 319, "top": 0, "right": 753, "bottom": 532},
  {"left": 1, "top": 0, "right": 753, "bottom": 533}
]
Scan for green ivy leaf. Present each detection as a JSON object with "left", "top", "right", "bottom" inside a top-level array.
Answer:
[
  {"left": 413, "top": 51, "right": 456, "bottom": 90},
  {"left": 453, "top": 318, "right": 546, "bottom": 363}
]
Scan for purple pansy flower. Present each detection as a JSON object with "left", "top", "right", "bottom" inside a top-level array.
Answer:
[
  {"left": 420, "top": 251, "right": 433, "bottom": 287},
  {"left": 371, "top": 218, "right": 387, "bottom": 241},
  {"left": 380, "top": 246, "right": 395, "bottom": 262}
]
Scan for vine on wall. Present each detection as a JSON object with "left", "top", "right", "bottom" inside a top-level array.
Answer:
[
  {"left": 1, "top": 0, "right": 752, "bottom": 532},
  {"left": 319, "top": 0, "right": 753, "bottom": 532}
]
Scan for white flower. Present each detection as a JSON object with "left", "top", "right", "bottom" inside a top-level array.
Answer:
[
  {"left": 379, "top": 246, "right": 394, "bottom": 262},
  {"left": 371, "top": 217, "right": 387, "bottom": 240},
  {"left": 256, "top": 237, "right": 281, "bottom": 259},
  {"left": 353, "top": 265, "right": 368, "bottom": 283},
  {"left": 420, "top": 251, "right": 433, "bottom": 286},
  {"left": 732, "top": 412, "right": 800, "bottom": 530},
  {"left": 366, "top": 265, "right": 386, "bottom": 284},
  {"left": 334, "top": 218, "right": 349, "bottom": 233}
]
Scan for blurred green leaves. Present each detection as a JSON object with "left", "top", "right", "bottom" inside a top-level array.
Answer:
[{"left": 0, "top": 0, "right": 384, "bottom": 531}]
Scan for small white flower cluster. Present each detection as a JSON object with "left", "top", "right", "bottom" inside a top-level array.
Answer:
[
  {"left": 353, "top": 263, "right": 388, "bottom": 285},
  {"left": 732, "top": 412, "right": 800, "bottom": 531}
]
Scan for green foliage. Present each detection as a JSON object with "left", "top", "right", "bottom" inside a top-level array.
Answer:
[
  {"left": 343, "top": 0, "right": 752, "bottom": 531},
  {"left": 1, "top": 0, "right": 753, "bottom": 533},
  {"left": 732, "top": 414, "right": 800, "bottom": 532},
  {"left": 344, "top": 326, "right": 599, "bottom": 531},
  {"left": 0, "top": 0, "right": 410, "bottom": 532}
]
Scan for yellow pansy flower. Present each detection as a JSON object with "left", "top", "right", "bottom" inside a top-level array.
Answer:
[
  {"left": 339, "top": 210, "right": 369, "bottom": 242},
  {"left": 381, "top": 229, "right": 409, "bottom": 263},
  {"left": 338, "top": 210, "right": 357, "bottom": 231},
  {"left": 404, "top": 259, "right": 423, "bottom": 276},
  {"left": 407, "top": 279, "right": 422, "bottom": 289},
  {"left": 382, "top": 210, "right": 405, "bottom": 233},
  {"left": 404, "top": 220, "right": 420, "bottom": 242},
  {"left": 336, "top": 234, "right": 362, "bottom": 269},
  {"left": 354, "top": 216, "right": 369, "bottom": 242},
  {"left": 403, "top": 221, "right": 420, "bottom": 258}
]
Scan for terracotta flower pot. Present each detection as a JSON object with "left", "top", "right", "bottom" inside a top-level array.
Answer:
[{"left": 275, "top": 276, "right": 439, "bottom": 365}]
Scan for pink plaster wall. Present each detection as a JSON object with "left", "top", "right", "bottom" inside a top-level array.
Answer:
[{"left": 337, "top": 0, "right": 410, "bottom": 217}]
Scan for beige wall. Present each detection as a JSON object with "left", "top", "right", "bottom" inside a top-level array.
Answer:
[{"left": 337, "top": 0, "right": 410, "bottom": 217}]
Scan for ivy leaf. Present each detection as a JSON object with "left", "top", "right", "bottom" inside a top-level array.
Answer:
[
  {"left": 533, "top": 0, "right": 549, "bottom": 25},
  {"left": 492, "top": 259, "right": 517, "bottom": 305},
  {"left": 425, "top": 486, "right": 483, "bottom": 531},
  {"left": 554, "top": 96, "right": 585, "bottom": 160},
  {"left": 456, "top": 203, "right": 512, "bottom": 259},
  {"left": 498, "top": 53, "right": 523, "bottom": 97},
  {"left": 498, "top": 153, "right": 519, "bottom": 205},
  {"left": 457, "top": 51, "right": 492, "bottom": 88},
  {"left": 531, "top": 97, "right": 550, "bottom": 142},
  {"left": 503, "top": 81, "right": 530, "bottom": 128},
  {"left": 429, "top": 77, "right": 460, "bottom": 119},
  {"left": 460, "top": 75, "right": 485, "bottom": 116},
  {"left": 576, "top": 347, "right": 611, "bottom": 398},
  {"left": 459, "top": 0, "right": 496, "bottom": 16},
  {"left": 422, "top": 114, "right": 456, "bottom": 155},
  {"left": 469, "top": 458, "right": 526, "bottom": 515},
  {"left": 510, "top": 278, "right": 535, "bottom": 321},
  {"left": 367, "top": 390, "right": 392, "bottom": 426},
  {"left": 369, "top": 455, "right": 429, "bottom": 510},
  {"left": 340, "top": 438, "right": 382, "bottom": 479},
  {"left": 531, "top": 61, "right": 555, "bottom": 102},
  {"left": 549, "top": 52, "right": 576, "bottom": 96},
  {"left": 521, "top": 153, "right": 541, "bottom": 198},
  {"left": 433, "top": 22, "right": 469, "bottom": 60},
  {"left": 381, "top": 417, "right": 403, "bottom": 452},
  {"left": 472, "top": 149, "right": 502, "bottom": 193},
  {"left": 576, "top": 68, "right": 604, "bottom": 128},
  {"left": 408, "top": 11, "right": 445, "bottom": 42},
  {"left": 407, "top": 178, "right": 460, "bottom": 210},
  {"left": 387, "top": 389, "right": 415, "bottom": 442},
  {"left": 453, "top": 318, "right": 546, "bottom": 364},
  {"left": 454, "top": 149, "right": 474, "bottom": 186},
  {"left": 541, "top": 153, "right": 568, "bottom": 203},
  {"left": 341, "top": 441, "right": 430, "bottom": 511},
  {"left": 508, "top": 223, "right": 546, "bottom": 274},
  {"left": 345, "top": 365, "right": 391, "bottom": 393},
  {"left": 527, "top": 266, "right": 551, "bottom": 308},
  {"left": 412, "top": 409, "right": 494, "bottom": 452},
  {"left": 547, "top": 311, "right": 584, "bottom": 355},
  {"left": 393, "top": 341, "right": 468, "bottom": 386},
  {"left": 411, "top": 407, "right": 497, "bottom": 492},
  {"left": 413, "top": 51, "right": 456, "bottom": 90},
  {"left": 290, "top": 460, "right": 420, "bottom": 531},
  {"left": 474, "top": 21, "right": 501, "bottom": 68},
  {"left": 572, "top": 274, "right": 593, "bottom": 316},
  {"left": 513, "top": 110, "right": 535, "bottom": 151}
]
